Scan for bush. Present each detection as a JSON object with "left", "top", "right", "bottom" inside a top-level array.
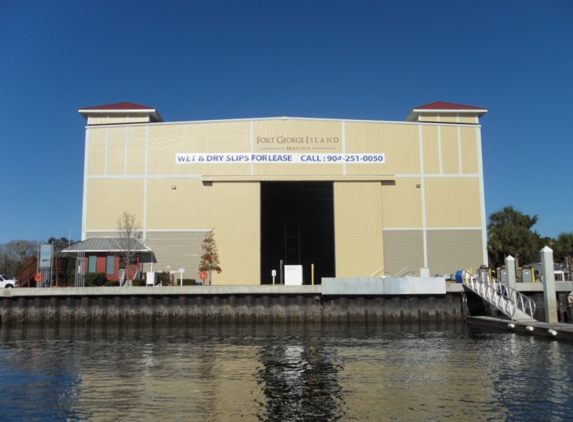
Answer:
[
  {"left": 84, "top": 272, "right": 107, "bottom": 287},
  {"left": 157, "top": 271, "right": 173, "bottom": 285},
  {"left": 104, "top": 280, "right": 120, "bottom": 287},
  {"left": 182, "top": 279, "right": 196, "bottom": 286},
  {"left": 131, "top": 278, "right": 146, "bottom": 286}
]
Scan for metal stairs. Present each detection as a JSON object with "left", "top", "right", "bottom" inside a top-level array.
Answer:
[{"left": 461, "top": 270, "right": 537, "bottom": 322}]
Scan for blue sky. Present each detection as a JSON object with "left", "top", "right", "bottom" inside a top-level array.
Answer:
[{"left": 1, "top": 1, "right": 572, "bottom": 244}]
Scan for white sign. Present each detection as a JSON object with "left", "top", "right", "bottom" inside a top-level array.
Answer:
[
  {"left": 176, "top": 153, "right": 385, "bottom": 164},
  {"left": 179, "top": 268, "right": 185, "bottom": 273}
]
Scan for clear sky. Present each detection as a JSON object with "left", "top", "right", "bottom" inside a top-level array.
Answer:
[{"left": 1, "top": 1, "right": 572, "bottom": 244}]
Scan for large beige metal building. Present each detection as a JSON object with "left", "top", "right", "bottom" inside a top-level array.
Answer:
[{"left": 78, "top": 101, "right": 488, "bottom": 285}]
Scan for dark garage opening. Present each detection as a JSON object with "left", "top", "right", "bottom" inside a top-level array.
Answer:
[{"left": 261, "top": 182, "right": 335, "bottom": 284}]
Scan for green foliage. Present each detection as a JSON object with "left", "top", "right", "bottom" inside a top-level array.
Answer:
[
  {"left": 157, "top": 271, "right": 173, "bottom": 285},
  {"left": 131, "top": 278, "right": 146, "bottom": 286},
  {"left": 487, "top": 206, "right": 541, "bottom": 271},
  {"left": 182, "top": 278, "right": 196, "bottom": 286},
  {"left": 554, "top": 232, "right": 573, "bottom": 263},
  {"left": 84, "top": 272, "right": 108, "bottom": 287},
  {"left": 104, "top": 280, "right": 120, "bottom": 287},
  {"left": 47, "top": 237, "right": 74, "bottom": 256}
]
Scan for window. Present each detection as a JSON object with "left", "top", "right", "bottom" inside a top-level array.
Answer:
[
  {"left": 88, "top": 256, "right": 97, "bottom": 273},
  {"left": 106, "top": 256, "right": 115, "bottom": 275}
]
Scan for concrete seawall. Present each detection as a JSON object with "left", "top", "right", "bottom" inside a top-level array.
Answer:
[
  {"left": 0, "top": 284, "right": 462, "bottom": 323},
  {"left": 1, "top": 280, "right": 570, "bottom": 323}
]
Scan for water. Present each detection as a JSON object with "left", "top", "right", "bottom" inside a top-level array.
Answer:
[{"left": 1, "top": 321, "right": 572, "bottom": 421}]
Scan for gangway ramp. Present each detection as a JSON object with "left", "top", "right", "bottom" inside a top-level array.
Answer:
[{"left": 461, "top": 269, "right": 537, "bottom": 322}]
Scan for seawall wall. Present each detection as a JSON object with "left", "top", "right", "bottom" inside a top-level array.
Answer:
[{"left": 0, "top": 285, "right": 462, "bottom": 323}]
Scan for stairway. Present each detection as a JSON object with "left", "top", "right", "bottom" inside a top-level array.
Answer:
[
  {"left": 14, "top": 257, "right": 37, "bottom": 288},
  {"left": 461, "top": 270, "right": 537, "bottom": 322}
]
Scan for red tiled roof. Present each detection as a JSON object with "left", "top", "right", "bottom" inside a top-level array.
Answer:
[
  {"left": 79, "top": 102, "right": 155, "bottom": 111},
  {"left": 413, "top": 101, "right": 487, "bottom": 111}
]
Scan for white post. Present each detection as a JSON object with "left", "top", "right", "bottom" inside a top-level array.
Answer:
[
  {"left": 541, "top": 246, "right": 558, "bottom": 323},
  {"left": 505, "top": 255, "right": 516, "bottom": 290}
]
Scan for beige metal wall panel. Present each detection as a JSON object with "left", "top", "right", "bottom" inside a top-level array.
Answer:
[
  {"left": 344, "top": 162, "right": 390, "bottom": 176},
  {"left": 145, "top": 180, "right": 260, "bottom": 284},
  {"left": 87, "top": 129, "right": 106, "bottom": 175},
  {"left": 253, "top": 119, "right": 343, "bottom": 153},
  {"left": 252, "top": 163, "right": 342, "bottom": 176},
  {"left": 427, "top": 229, "right": 484, "bottom": 273},
  {"left": 334, "top": 182, "right": 383, "bottom": 277},
  {"left": 381, "top": 178, "right": 423, "bottom": 228},
  {"left": 148, "top": 122, "right": 251, "bottom": 176},
  {"left": 425, "top": 178, "right": 481, "bottom": 228},
  {"left": 345, "top": 122, "right": 420, "bottom": 175},
  {"left": 127, "top": 126, "right": 147, "bottom": 175},
  {"left": 107, "top": 127, "right": 127, "bottom": 175},
  {"left": 86, "top": 179, "right": 144, "bottom": 230},
  {"left": 441, "top": 126, "right": 460, "bottom": 174},
  {"left": 146, "top": 179, "right": 210, "bottom": 229},
  {"left": 88, "top": 117, "right": 108, "bottom": 125},
  {"left": 459, "top": 116, "right": 478, "bottom": 124},
  {"left": 420, "top": 114, "right": 438, "bottom": 122},
  {"left": 460, "top": 127, "right": 479, "bottom": 174},
  {"left": 108, "top": 116, "right": 129, "bottom": 124},
  {"left": 209, "top": 182, "right": 260, "bottom": 285},
  {"left": 144, "top": 231, "right": 207, "bottom": 278},
  {"left": 436, "top": 113, "right": 458, "bottom": 123},
  {"left": 382, "top": 230, "right": 424, "bottom": 276},
  {"left": 421, "top": 126, "right": 440, "bottom": 174},
  {"left": 129, "top": 116, "right": 148, "bottom": 123}
]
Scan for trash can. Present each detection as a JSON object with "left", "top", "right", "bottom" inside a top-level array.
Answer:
[{"left": 455, "top": 270, "right": 463, "bottom": 284}]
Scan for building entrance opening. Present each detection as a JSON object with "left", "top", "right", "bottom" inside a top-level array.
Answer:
[{"left": 261, "top": 182, "right": 335, "bottom": 284}]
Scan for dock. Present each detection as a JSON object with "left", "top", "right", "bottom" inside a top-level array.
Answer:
[{"left": 466, "top": 315, "right": 573, "bottom": 341}]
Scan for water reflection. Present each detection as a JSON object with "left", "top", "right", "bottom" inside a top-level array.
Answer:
[
  {"left": 0, "top": 321, "right": 572, "bottom": 421},
  {"left": 256, "top": 344, "right": 344, "bottom": 421}
]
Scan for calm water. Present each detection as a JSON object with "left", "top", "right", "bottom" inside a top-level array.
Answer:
[{"left": 0, "top": 320, "right": 572, "bottom": 421}]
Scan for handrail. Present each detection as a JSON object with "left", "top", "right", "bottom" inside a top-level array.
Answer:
[
  {"left": 369, "top": 265, "right": 385, "bottom": 278},
  {"left": 461, "top": 270, "right": 536, "bottom": 320},
  {"left": 393, "top": 266, "right": 410, "bottom": 277}
]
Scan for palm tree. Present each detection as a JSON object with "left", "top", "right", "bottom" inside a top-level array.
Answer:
[
  {"left": 487, "top": 206, "right": 540, "bottom": 272},
  {"left": 555, "top": 232, "right": 573, "bottom": 273}
]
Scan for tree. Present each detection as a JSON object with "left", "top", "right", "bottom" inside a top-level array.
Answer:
[
  {"left": 48, "top": 237, "right": 74, "bottom": 255},
  {"left": 116, "top": 212, "right": 143, "bottom": 285},
  {"left": 47, "top": 237, "right": 76, "bottom": 287},
  {"left": 0, "top": 240, "right": 38, "bottom": 276},
  {"left": 555, "top": 232, "right": 573, "bottom": 273},
  {"left": 199, "top": 230, "right": 221, "bottom": 285},
  {"left": 487, "top": 206, "right": 540, "bottom": 272}
]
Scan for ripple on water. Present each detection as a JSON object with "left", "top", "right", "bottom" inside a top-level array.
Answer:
[{"left": 0, "top": 321, "right": 572, "bottom": 421}]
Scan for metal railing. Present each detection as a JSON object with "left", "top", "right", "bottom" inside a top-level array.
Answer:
[{"left": 461, "top": 270, "right": 536, "bottom": 320}]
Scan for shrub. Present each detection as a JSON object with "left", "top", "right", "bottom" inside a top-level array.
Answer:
[
  {"left": 131, "top": 278, "right": 146, "bottom": 286},
  {"left": 157, "top": 271, "right": 173, "bottom": 285},
  {"left": 104, "top": 280, "right": 120, "bottom": 287},
  {"left": 84, "top": 272, "right": 107, "bottom": 287},
  {"left": 182, "top": 279, "right": 196, "bottom": 286}
]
